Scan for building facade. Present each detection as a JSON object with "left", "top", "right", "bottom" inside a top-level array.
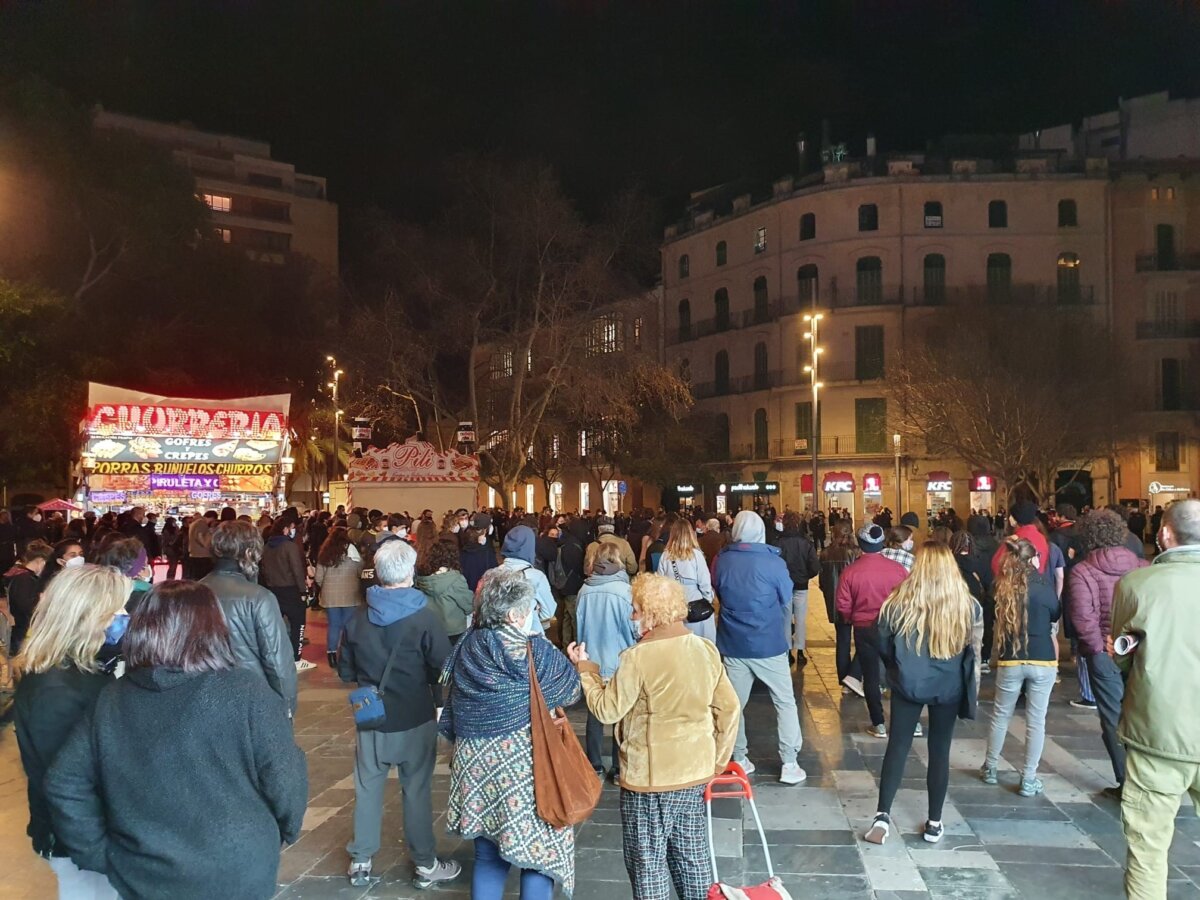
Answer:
[
  {"left": 659, "top": 136, "right": 1199, "bottom": 519},
  {"left": 94, "top": 109, "right": 339, "bottom": 272}
]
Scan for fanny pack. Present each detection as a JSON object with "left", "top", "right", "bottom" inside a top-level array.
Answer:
[{"left": 348, "top": 640, "right": 400, "bottom": 730}]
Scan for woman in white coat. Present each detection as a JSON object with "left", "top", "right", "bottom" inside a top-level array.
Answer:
[{"left": 657, "top": 517, "right": 717, "bottom": 642}]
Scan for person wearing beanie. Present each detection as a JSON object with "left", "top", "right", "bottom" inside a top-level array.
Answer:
[
  {"left": 900, "top": 512, "right": 922, "bottom": 531},
  {"left": 712, "top": 511, "right": 806, "bottom": 785},
  {"left": 835, "top": 524, "right": 909, "bottom": 735},
  {"left": 992, "top": 502, "right": 1049, "bottom": 580}
]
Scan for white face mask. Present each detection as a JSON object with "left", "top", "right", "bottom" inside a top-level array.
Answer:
[
  {"left": 64, "top": 555, "right": 86, "bottom": 568},
  {"left": 397, "top": 527, "right": 409, "bottom": 539},
  {"left": 774, "top": 520, "right": 784, "bottom": 532},
  {"left": 903, "top": 539, "right": 914, "bottom": 552},
  {"left": 32, "top": 514, "right": 42, "bottom": 523},
  {"left": 451, "top": 524, "right": 461, "bottom": 534},
  {"left": 478, "top": 535, "right": 487, "bottom": 546}
]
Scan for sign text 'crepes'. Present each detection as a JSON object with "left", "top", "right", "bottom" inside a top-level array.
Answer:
[{"left": 87, "top": 404, "right": 287, "bottom": 441}]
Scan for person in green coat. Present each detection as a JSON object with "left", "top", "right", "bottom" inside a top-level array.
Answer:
[
  {"left": 414, "top": 540, "right": 475, "bottom": 641},
  {"left": 1111, "top": 499, "right": 1200, "bottom": 900}
]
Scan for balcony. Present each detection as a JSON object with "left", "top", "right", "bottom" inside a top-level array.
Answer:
[
  {"left": 1135, "top": 252, "right": 1200, "bottom": 273},
  {"left": 691, "top": 370, "right": 784, "bottom": 399},
  {"left": 1136, "top": 320, "right": 1200, "bottom": 339},
  {"left": 908, "top": 283, "right": 1097, "bottom": 307},
  {"left": 829, "top": 285, "right": 904, "bottom": 308},
  {"left": 727, "top": 434, "right": 879, "bottom": 461}
]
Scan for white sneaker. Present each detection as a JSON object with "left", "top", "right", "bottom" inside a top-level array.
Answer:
[
  {"left": 780, "top": 763, "right": 807, "bottom": 785},
  {"left": 866, "top": 724, "right": 888, "bottom": 739},
  {"left": 296, "top": 659, "right": 317, "bottom": 672},
  {"left": 414, "top": 859, "right": 461, "bottom": 887},
  {"left": 843, "top": 676, "right": 865, "bottom": 698},
  {"left": 914, "top": 723, "right": 923, "bottom": 737},
  {"left": 348, "top": 860, "right": 373, "bottom": 887},
  {"left": 733, "top": 757, "right": 757, "bottom": 775}
]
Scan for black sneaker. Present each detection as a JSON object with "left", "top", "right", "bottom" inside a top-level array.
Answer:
[
  {"left": 796, "top": 652, "right": 808, "bottom": 669},
  {"left": 923, "top": 821, "right": 944, "bottom": 844},
  {"left": 327, "top": 651, "right": 338, "bottom": 669},
  {"left": 864, "top": 812, "right": 892, "bottom": 844}
]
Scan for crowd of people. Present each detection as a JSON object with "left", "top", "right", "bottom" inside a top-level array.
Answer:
[{"left": 1, "top": 493, "right": 1197, "bottom": 900}]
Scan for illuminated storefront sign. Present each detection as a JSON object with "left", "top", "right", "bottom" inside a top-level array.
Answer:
[
  {"left": 1149, "top": 481, "right": 1190, "bottom": 494},
  {"left": 675, "top": 484, "right": 697, "bottom": 496},
  {"left": 970, "top": 474, "right": 995, "bottom": 492},
  {"left": 149, "top": 473, "right": 220, "bottom": 492},
  {"left": 926, "top": 471, "right": 953, "bottom": 492},
  {"left": 728, "top": 481, "right": 779, "bottom": 494},
  {"left": 93, "top": 461, "right": 275, "bottom": 476},
  {"left": 822, "top": 471, "right": 855, "bottom": 493},
  {"left": 85, "top": 435, "right": 282, "bottom": 465},
  {"left": 88, "top": 491, "right": 126, "bottom": 504},
  {"left": 862, "top": 473, "right": 883, "bottom": 494},
  {"left": 86, "top": 404, "right": 286, "bottom": 441}
]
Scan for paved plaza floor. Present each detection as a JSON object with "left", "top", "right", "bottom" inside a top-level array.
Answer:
[{"left": 4, "top": 589, "right": 1200, "bottom": 899}]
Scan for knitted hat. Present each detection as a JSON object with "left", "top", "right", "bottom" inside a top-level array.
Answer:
[
  {"left": 1011, "top": 501, "right": 1039, "bottom": 526},
  {"left": 122, "top": 547, "right": 149, "bottom": 579},
  {"left": 900, "top": 511, "right": 920, "bottom": 529},
  {"left": 857, "top": 523, "right": 885, "bottom": 552}
]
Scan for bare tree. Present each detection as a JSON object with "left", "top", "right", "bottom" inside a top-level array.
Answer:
[{"left": 889, "top": 305, "right": 1131, "bottom": 505}]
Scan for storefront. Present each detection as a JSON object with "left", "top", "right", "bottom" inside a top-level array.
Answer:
[
  {"left": 80, "top": 383, "right": 291, "bottom": 516},
  {"left": 718, "top": 480, "right": 779, "bottom": 512},
  {"left": 799, "top": 474, "right": 814, "bottom": 512},
  {"left": 925, "top": 471, "right": 954, "bottom": 517},
  {"left": 970, "top": 472, "right": 998, "bottom": 516},
  {"left": 822, "top": 471, "right": 855, "bottom": 518},
  {"left": 862, "top": 472, "right": 884, "bottom": 521},
  {"left": 1148, "top": 479, "right": 1193, "bottom": 506}
]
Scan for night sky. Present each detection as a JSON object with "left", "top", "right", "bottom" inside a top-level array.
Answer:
[{"left": 4, "top": 0, "right": 1199, "bottom": 225}]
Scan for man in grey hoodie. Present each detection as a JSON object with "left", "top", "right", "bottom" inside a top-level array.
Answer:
[{"left": 496, "top": 524, "right": 557, "bottom": 635}]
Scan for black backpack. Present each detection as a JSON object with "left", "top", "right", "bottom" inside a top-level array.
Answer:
[{"left": 548, "top": 547, "right": 570, "bottom": 591}]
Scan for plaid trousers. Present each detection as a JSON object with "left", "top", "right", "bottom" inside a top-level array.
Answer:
[{"left": 620, "top": 784, "right": 711, "bottom": 900}]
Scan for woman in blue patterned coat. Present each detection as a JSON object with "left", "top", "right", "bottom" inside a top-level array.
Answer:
[{"left": 440, "top": 567, "right": 582, "bottom": 898}]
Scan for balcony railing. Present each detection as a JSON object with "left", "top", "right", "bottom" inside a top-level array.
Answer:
[
  {"left": 907, "top": 283, "right": 1096, "bottom": 307},
  {"left": 727, "top": 434, "right": 881, "bottom": 461},
  {"left": 691, "top": 370, "right": 784, "bottom": 399},
  {"left": 1135, "top": 252, "right": 1200, "bottom": 273},
  {"left": 1136, "top": 320, "right": 1200, "bottom": 339}
]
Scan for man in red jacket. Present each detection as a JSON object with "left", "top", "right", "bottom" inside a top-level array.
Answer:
[
  {"left": 836, "top": 524, "right": 909, "bottom": 737},
  {"left": 992, "top": 501, "right": 1049, "bottom": 579}
]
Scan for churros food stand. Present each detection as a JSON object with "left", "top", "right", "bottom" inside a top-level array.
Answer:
[
  {"left": 80, "top": 382, "right": 292, "bottom": 515},
  {"left": 345, "top": 439, "right": 479, "bottom": 515}
]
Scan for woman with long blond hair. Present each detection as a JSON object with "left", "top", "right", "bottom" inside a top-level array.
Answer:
[
  {"left": 980, "top": 537, "right": 1060, "bottom": 798},
  {"left": 656, "top": 516, "right": 716, "bottom": 641},
  {"left": 13, "top": 564, "right": 130, "bottom": 899},
  {"left": 865, "top": 542, "right": 981, "bottom": 846}
]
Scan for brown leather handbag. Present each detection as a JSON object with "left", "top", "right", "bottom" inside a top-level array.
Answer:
[{"left": 527, "top": 642, "right": 602, "bottom": 828}]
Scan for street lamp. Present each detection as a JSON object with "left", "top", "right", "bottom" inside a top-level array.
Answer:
[
  {"left": 327, "top": 355, "right": 344, "bottom": 483},
  {"left": 893, "top": 433, "right": 902, "bottom": 514},
  {"left": 803, "top": 312, "right": 825, "bottom": 515}
]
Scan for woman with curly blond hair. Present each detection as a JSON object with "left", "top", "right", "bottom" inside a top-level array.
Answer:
[
  {"left": 568, "top": 574, "right": 740, "bottom": 900},
  {"left": 979, "top": 537, "right": 1060, "bottom": 798}
]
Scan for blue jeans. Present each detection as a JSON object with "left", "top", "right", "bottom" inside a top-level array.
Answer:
[
  {"left": 472, "top": 837, "right": 554, "bottom": 899},
  {"left": 326, "top": 606, "right": 356, "bottom": 655}
]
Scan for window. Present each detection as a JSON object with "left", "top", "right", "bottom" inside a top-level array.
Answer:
[
  {"left": 678, "top": 254, "right": 690, "bottom": 279},
  {"left": 580, "top": 481, "right": 590, "bottom": 512},
  {"left": 714, "top": 288, "right": 730, "bottom": 331},
  {"left": 526, "top": 484, "right": 535, "bottom": 512},
  {"left": 754, "top": 226, "right": 767, "bottom": 254},
  {"left": 923, "top": 253, "right": 946, "bottom": 304},
  {"left": 491, "top": 349, "right": 514, "bottom": 380},
  {"left": 855, "top": 398, "right": 887, "bottom": 454},
  {"left": 677, "top": 299, "right": 692, "bottom": 341},
  {"left": 551, "top": 482, "right": 563, "bottom": 512},
  {"left": 214, "top": 227, "right": 232, "bottom": 244},
  {"left": 923, "top": 201, "right": 943, "bottom": 228},
  {"left": 986, "top": 253, "right": 1012, "bottom": 303},
  {"left": 1058, "top": 199, "right": 1078, "bottom": 227},
  {"left": 1156, "top": 224, "right": 1176, "bottom": 269},
  {"left": 799, "top": 212, "right": 816, "bottom": 241},
  {"left": 1151, "top": 187, "right": 1159, "bottom": 201},
  {"left": 1152, "top": 290, "right": 1180, "bottom": 326},
  {"left": 1155, "top": 431, "right": 1181, "bottom": 471},
  {"left": 249, "top": 230, "right": 291, "bottom": 252},
  {"left": 679, "top": 358, "right": 691, "bottom": 382},
  {"left": 586, "top": 312, "right": 624, "bottom": 356},
  {"left": 579, "top": 430, "right": 589, "bottom": 458},
  {"left": 714, "top": 413, "right": 730, "bottom": 461},
  {"left": 1166, "top": 187, "right": 1176, "bottom": 201},
  {"left": 1161, "top": 358, "right": 1184, "bottom": 411},
  {"left": 752, "top": 276, "right": 769, "bottom": 323},
  {"left": 716, "top": 241, "right": 727, "bottom": 266},
  {"left": 201, "top": 192, "right": 232, "bottom": 212},
  {"left": 753, "top": 342, "right": 769, "bottom": 390},
  {"left": 858, "top": 203, "right": 878, "bottom": 232},
  {"left": 1056, "top": 252, "right": 1081, "bottom": 304},
  {"left": 855, "top": 325, "right": 885, "bottom": 380},
  {"left": 753, "top": 408, "right": 769, "bottom": 459},
  {"left": 988, "top": 200, "right": 1007, "bottom": 228},
  {"left": 633, "top": 317, "right": 643, "bottom": 349},
  {"left": 855, "top": 256, "right": 883, "bottom": 305},
  {"left": 714, "top": 350, "right": 730, "bottom": 395},
  {"left": 797, "top": 264, "right": 818, "bottom": 305},
  {"left": 248, "top": 172, "right": 284, "bottom": 188},
  {"left": 793, "top": 402, "right": 813, "bottom": 455}
]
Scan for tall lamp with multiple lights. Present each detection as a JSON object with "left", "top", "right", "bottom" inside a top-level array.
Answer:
[
  {"left": 326, "top": 355, "right": 344, "bottom": 482},
  {"left": 802, "top": 313, "right": 824, "bottom": 515}
]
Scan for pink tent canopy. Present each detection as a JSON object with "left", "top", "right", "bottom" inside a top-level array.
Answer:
[{"left": 37, "top": 499, "right": 83, "bottom": 512}]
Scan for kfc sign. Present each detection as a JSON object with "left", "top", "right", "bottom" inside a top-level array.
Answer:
[
  {"left": 971, "top": 474, "right": 995, "bottom": 492},
  {"left": 862, "top": 473, "right": 883, "bottom": 494},
  {"left": 822, "top": 471, "right": 855, "bottom": 493},
  {"left": 926, "top": 471, "right": 953, "bottom": 492}
]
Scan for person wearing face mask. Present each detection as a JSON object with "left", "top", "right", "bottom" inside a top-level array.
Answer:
[
  {"left": 451, "top": 508, "right": 472, "bottom": 548},
  {"left": 881, "top": 525, "right": 916, "bottom": 572},
  {"left": 41, "top": 539, "right": 86, "bottom": 591},
  {"left": 261, "top": 517, "right": 310, "bottom": 665},
  {"left": 94, "top": 537, "right": 154, "bottom": 615},
  {"left": 459, "top": 526, "right": 497, "bottom": 594},
  {"left": 494, "top": 524, "right": 557, "bottom": 636},
  {"left": 15, "top": 506, "right": 49, "bottom": 556},
  {"left": 4, "top": 540, "right": 54, "bottom": 655},
  {"left": 13, "top": 563, "right": 131, "bottom": 900}
]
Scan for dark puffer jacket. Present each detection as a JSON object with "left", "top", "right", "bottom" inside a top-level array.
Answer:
[
  {"left": 1066, "top": 546, "right": 1149, "bottom": 656},
  {"left": 201, "top": 559, "right": 297, "bottom": 714}
]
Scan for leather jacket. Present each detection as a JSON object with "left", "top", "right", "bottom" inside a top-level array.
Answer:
[{"left": 201, "top": 559, "right": 298, "bottom": 715}]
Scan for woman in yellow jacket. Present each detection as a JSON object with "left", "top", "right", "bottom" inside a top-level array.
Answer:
[{"left": 568, "top": 574, "right": 741, "bottom": 900}]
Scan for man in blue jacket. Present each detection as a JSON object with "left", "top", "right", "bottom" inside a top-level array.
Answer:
[{"left": 714, "top": 510, "right": 806, "bottom": 785}]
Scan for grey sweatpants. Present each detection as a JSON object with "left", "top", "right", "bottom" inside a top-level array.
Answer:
[
  {"left": 347, "top": 719, "right": 438, "bottom": 867},
  {"left": 723, "top": 653, "right": 803, "bottom": 764}
]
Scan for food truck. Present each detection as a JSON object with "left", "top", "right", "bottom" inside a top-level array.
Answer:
[{"left": 80, "top": 382, "right": 292, "bottom": 515}]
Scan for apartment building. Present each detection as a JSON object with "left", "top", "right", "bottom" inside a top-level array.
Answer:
[
  {"left": 94, "top": 109, "right": 338, "bottom": 272},
  {"left": 660, "top": 149, "right": 1140, "bottom": 519}
]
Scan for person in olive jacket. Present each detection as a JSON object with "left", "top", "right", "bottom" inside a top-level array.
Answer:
[
  {"left": 45, "top": 580, "right": 308, "bottom": 900},
  {"left": 15, "top": 565, "right": 129, "bottom": 898},
  {"left": 414, "top": 538, "right": 475, "bottom": 641}
]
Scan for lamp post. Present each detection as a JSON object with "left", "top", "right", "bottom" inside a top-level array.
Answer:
[
  {"left": 326, "top": 356, "right": 343, "bottom": 482},
  {"left": 893, "top": 433, "right": 902, "bottom": 514},
  {"left": 803, "top": 313, "right": 825, "bottom": 515}
]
